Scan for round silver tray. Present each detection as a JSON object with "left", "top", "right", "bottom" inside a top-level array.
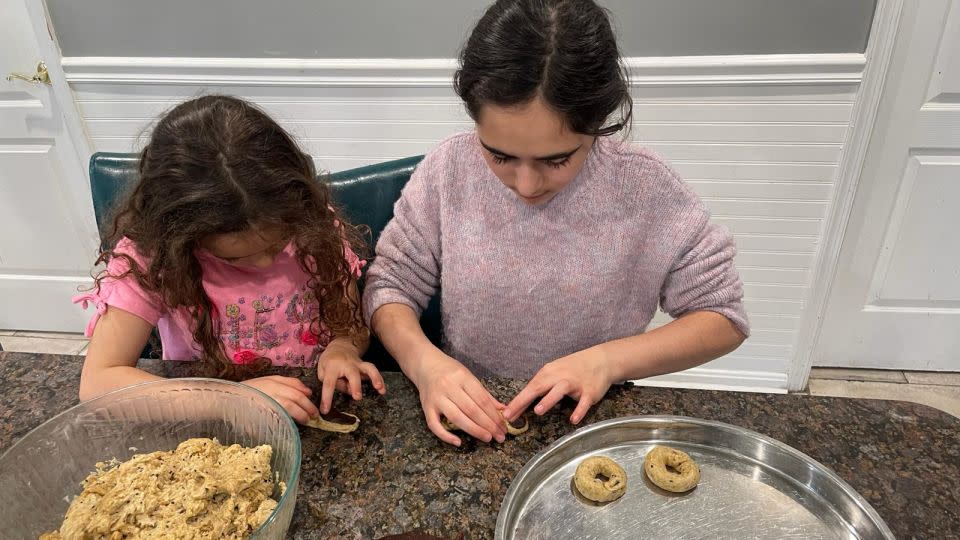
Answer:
[{"left": 496, "top": 416, "right": 893, "bottom": 539}]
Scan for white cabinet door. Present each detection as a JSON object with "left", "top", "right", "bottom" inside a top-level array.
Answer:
[
  {"left": 815, "top": 0, "right": 960, "bottom": 371},
  {"left": 0, "top": 0, "right": 98, "bottom": 331}
]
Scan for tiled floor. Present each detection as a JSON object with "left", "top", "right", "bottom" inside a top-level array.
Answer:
[
  {"left": 807, "top": 367, "right": 960, "bottom": 419},
  {"left": 1, "top": 331, "right": 958, "bottom": 419},
  {"left": 0, "top": 331, "right": 88, "bottom": 355}
]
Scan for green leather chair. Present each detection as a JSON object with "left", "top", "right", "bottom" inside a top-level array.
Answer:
[{"left": 87, "top": 153, "right": 440, "bottom": 370}]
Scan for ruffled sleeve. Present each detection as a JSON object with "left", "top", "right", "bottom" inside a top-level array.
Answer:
[
  {"left": 72, "top": 238, "right": 165, "bottom": 336},
  {"left": 343, "top": 240, "right": 366, "bottom": 279}
]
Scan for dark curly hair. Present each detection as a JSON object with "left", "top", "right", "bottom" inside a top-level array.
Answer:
[
  {"left": 94, "top": 95, "right": 367, "bottom": 378},
  {"left": 454, "top": 0, "right": 632, "bottom": 136}
]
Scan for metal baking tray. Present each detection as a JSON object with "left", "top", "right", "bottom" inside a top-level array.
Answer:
[{"left": 496, "top": 416, "right": 893, "bottom": 539}]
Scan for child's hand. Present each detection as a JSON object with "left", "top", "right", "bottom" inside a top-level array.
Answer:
[
  {"left": 504, "top": 346, "right": 616, "bottom": 426},
  {"left": 410, "top": 347, "right": 507, "bottom": 446},
  {"left": 317, "top": 339, "right": 386, "bottom": 415},
  {"left": 244, "top": 376, "right": 320, "bottom": 424}
]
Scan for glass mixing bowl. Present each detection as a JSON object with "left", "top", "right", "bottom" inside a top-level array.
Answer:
[{"left": 0, "top": 378, "right": 301, "bottom": 539}]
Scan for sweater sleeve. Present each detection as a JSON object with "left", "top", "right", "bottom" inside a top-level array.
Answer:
[
  {"left": 660, "top": 221, "right": 750, "bottom": 337},
  {"left": 361, "top": 152, "right": 443, "bottom": 326}
]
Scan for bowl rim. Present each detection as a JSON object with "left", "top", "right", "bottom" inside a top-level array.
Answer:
[{"left": 0, "top": 377, "right": 302, "bottom": 537}]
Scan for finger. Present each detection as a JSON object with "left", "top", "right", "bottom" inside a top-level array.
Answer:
[
  {"left": 465, "top": 376, "right": 505, "bottom": 415},
  {"left": 504, "top": 378, "right": 549, "bottom": 421},
  {"left": 447, "top": 393, "right": 498, "bottom": 443},
  {"left": 360, "top": 362, "right": 387, "bottom": 394},
  {"left": 273, "top": 376, "right": 312, "bottom": 396},
  {"left": 462, "top": 380, "right": 506, "bottom": 440},
  {"left": 424, "top": 406, "right": 462, "bottom": 447},
  {"left": 281, "top": 400, "right": 313, "bottom": 425},
  {"left": 533, "top": 381, "right": 571, "bottom": 416},
  {"left": 443, "top": 408, "right": 493, "bottom": 443},
  {"left": 320, "top": 369, "right": 337, "bottom": 415},
  {"left": 345, "top": 370, "right": 362, "bottom": 401},
  {"left": 335, "top": 380, "right": 349, "bottom": 394},
  {"left": 571, "top": 394, "right": 593, "bottom": 425},
  {"left": 284, "top": 387, "right": 320, "bottom": 419}
]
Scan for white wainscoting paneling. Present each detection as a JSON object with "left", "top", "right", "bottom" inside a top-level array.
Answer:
[{"left": 63, "top": 54, "right": 865, "bottom": 392}]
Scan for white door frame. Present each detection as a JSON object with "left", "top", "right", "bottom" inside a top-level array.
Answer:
[{"left": 787, "top": 0, "right": 905, "bottom": 391}]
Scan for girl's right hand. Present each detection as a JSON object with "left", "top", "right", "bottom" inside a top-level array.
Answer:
[
  {"left": 410, "top": 348, "right": 507, "bottom": 446},
  {"left": 244, "top": 375, "right": 320, "bottom": 424}
]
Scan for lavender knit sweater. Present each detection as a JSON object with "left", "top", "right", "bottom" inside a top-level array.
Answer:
[{"left": 363, "top": 132, "right": 749, "bottom": 379}]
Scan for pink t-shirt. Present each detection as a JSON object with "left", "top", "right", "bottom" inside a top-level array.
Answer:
[{"left": 74, "top": 238, "right": 364, "bottom": 367}]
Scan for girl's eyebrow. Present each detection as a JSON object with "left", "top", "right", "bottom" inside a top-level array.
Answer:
[{"left": 479, "top": 138, "right": 581, "bottom": 161}]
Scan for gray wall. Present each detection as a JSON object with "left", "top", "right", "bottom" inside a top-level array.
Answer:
[{"left": 48, "top": 0, "right": 876, "bottom": 58}]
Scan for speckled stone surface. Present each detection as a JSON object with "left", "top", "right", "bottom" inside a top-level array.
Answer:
[{"left": 1, "top": 351, "right": 958, "bottom": 539}]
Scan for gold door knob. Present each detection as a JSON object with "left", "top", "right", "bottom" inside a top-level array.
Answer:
[{"left": 6, "top": 62, "right": 51, "bottom": 85}]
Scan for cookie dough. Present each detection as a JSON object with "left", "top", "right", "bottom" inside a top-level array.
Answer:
[
  {"left": 305, "top": 410, "right": 360, "bottom": 433},
  {"left": 440, "top": 412, "right": 528, "bottom": 436},
  {"left": 42, "top": 438, "right": 279, "bottom": 539},
  {"left": 573, "top": 456, "right": 627, "bottom": 502},
  {"left": 643, "top": 445, "right": 700, "bottom": 493}
]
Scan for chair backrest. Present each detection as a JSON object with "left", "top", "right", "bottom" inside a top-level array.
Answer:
[{"left": 87, "top": 153, "right": 435, "bottom": 367}]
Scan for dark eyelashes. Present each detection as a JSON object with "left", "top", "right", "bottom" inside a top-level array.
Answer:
[{"left": 490, "top": 154, "right": 571, "bottom": 168}]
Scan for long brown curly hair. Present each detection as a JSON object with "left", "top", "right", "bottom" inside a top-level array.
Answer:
[{"left": 94, "top": 95, "right": 367, "bottom": 378}]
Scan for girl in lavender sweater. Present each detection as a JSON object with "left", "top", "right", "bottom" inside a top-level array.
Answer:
[{"left": 363, "top": 0, "right": 748, "bottom": 446}]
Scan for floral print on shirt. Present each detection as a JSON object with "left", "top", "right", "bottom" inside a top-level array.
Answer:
[{"left": 222, "top": 285, "right": 332, "bottom": 368}]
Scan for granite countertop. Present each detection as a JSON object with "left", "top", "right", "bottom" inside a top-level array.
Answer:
[{"left": 1, "top": 351, "right": 958, "bottom": 539}]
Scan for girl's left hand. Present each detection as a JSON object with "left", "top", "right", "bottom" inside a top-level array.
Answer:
[
  {"left": 316, "top": 339, "right": 386, "bottom": 414},
  {"left": 503, "top": 346, "right": 617, "bottom": 425}
]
